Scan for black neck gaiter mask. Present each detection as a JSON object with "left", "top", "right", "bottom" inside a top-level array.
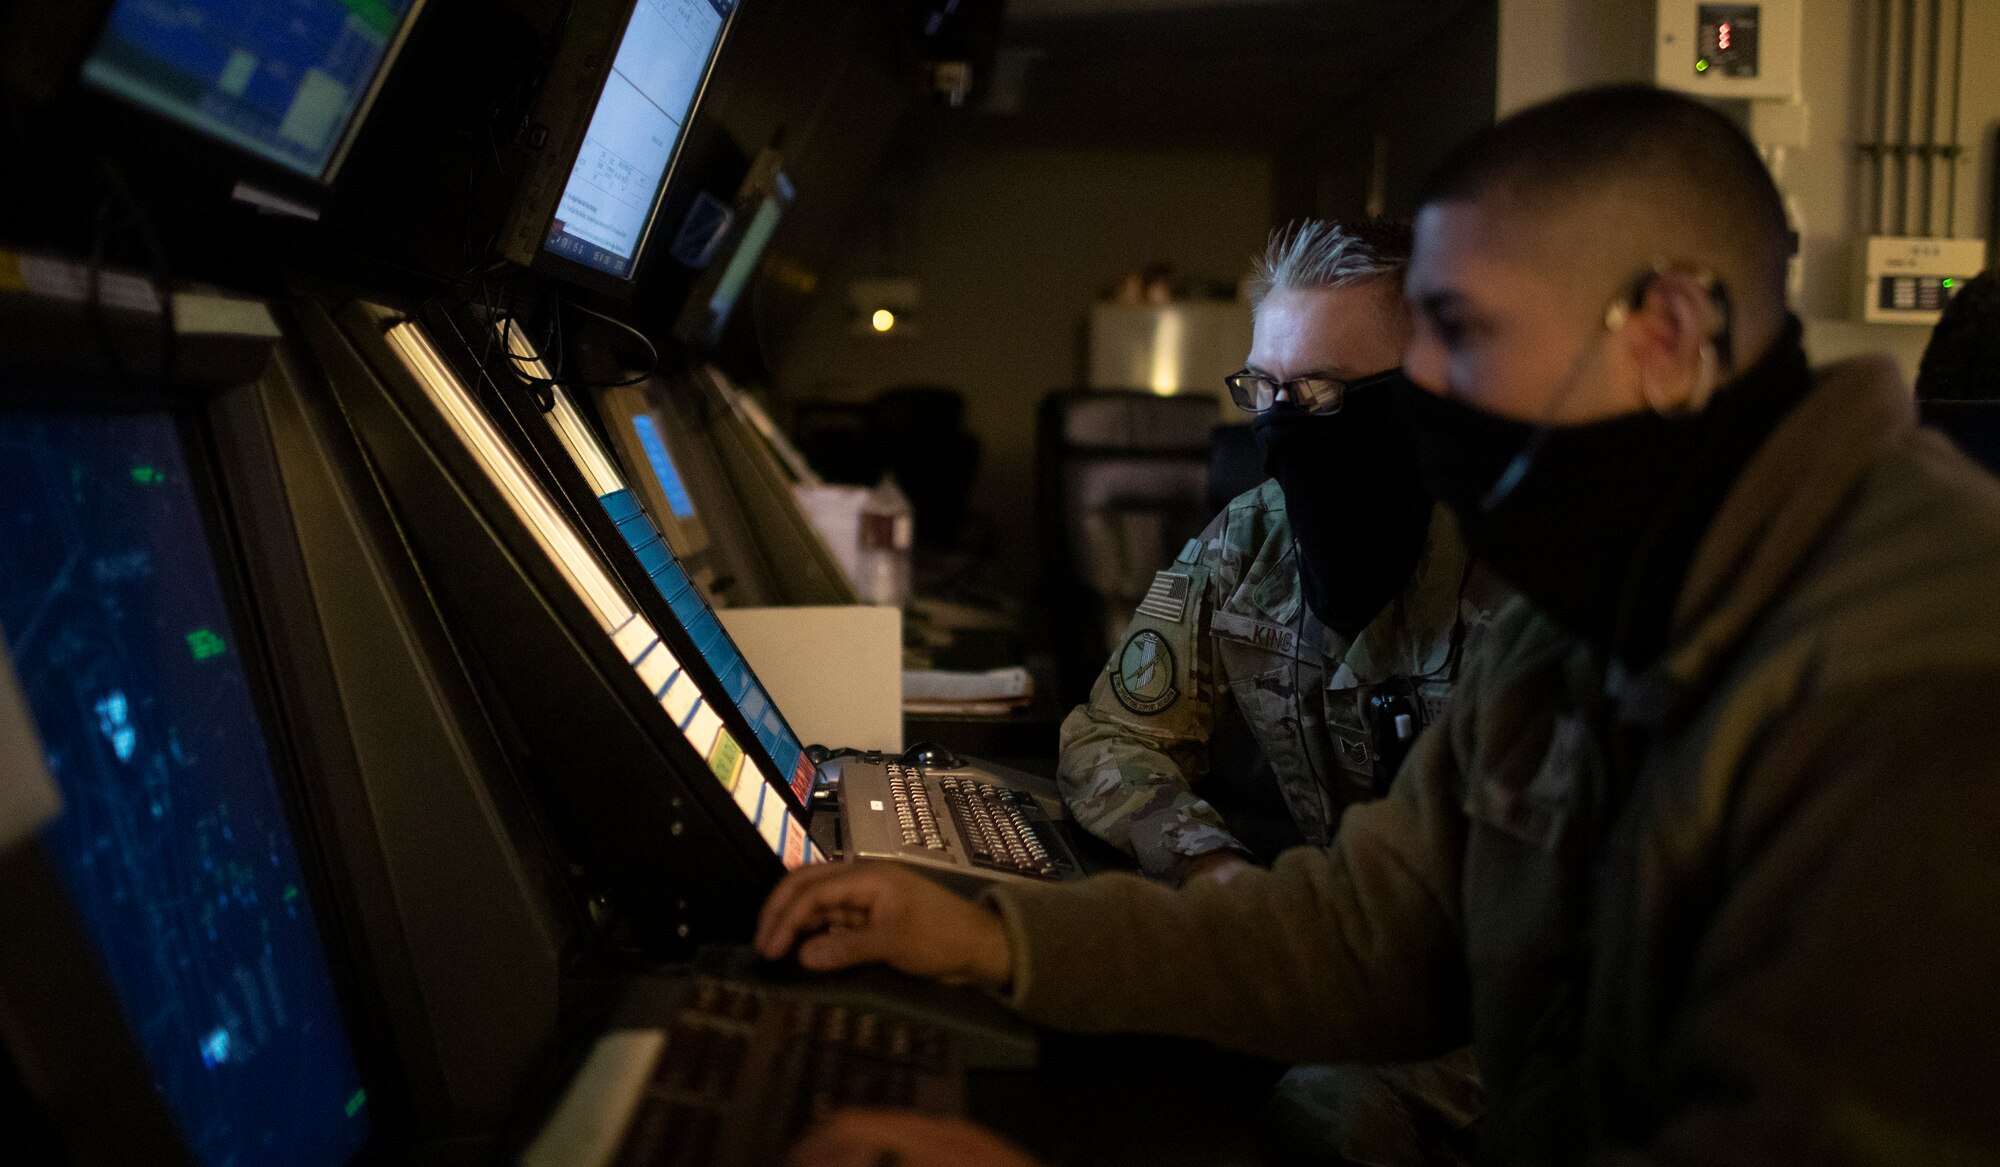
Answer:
[
  {"left": 1253, "top": 374, "right": 1434, "bottom": 640},
  {"left": 1394, "top": 319, "right": 1811, "bottom": 667}
]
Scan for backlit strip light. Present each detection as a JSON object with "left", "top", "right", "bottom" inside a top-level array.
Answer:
[
  {"left": 386, "top": 320, "right": 632, "bottom": 631},
  {"left": 500, "top": 319, "right": 627, "bottom": 497}
]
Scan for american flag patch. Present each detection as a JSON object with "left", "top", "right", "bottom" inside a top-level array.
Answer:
[{"left": 1136, "top": 571, "right": 1191, "bottom": 623}]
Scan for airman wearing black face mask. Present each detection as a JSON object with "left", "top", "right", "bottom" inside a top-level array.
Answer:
[
  {"left": 758, "top": 87, "right": 2000, "bottom": 1167},
  {"left": 1057, "top": 219, "right": 1495, "bottom": 897},
  {"left": 1054, "top": 220, "right": 1494, "bottom": 1165}
]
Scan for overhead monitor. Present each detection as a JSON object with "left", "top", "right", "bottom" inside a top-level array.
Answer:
[
  {"left": 506, "top": 0, "right": 739, "bottom": 290},
  {"left": 0, "top": 411, "right": 372, "bottom": 1166},
  {"left": 693, "top": 170, "right": 792, "bottom": 347},
  {"left": 80, "top": 0, "right": 427, "bottom": 182}
]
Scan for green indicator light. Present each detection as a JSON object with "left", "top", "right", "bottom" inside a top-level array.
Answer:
[
  {"left": 335, "top": 0, "right": 397, "bottom": 35},
  {"left": 283, "top": 885, "right": 300, "bottom": 902},
  {"left": 345, "top": 1089, "right": 368, "bottom": 1118},
  {"left": 187, "top": 629, "right": 227, "bottom": 661},
  {"left": 1942, "top": 277, "right": 1956, "bottom": 289},
  {"left": 131, "top": 466, "right": 164, "bottom": 485},
  {"left": 1695, "top": 58, "right": 1710, "bottom": 72}
]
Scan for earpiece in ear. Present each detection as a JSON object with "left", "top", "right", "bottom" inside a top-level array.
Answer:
[
  {"left": 1604, "top": 269, "right": 1660, "bottom": 332},
  {"left": 1690, "top": 343, "right": 1719, "bottom": 412}
]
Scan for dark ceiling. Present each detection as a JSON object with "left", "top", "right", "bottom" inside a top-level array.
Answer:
[{"left": 937, "top": 0, "right": 1485, "bottom": 150}]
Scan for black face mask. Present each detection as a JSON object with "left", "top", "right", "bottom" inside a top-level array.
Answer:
[
  {"left": 1394, "top": 320, "right": 1811, "bottom": 666},
  {"left": 1253, "top": 372, "right": 1434, "bottom": 640}
]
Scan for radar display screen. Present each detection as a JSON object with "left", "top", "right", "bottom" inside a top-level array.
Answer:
[
  {"left": 0, "top": 412, "right": 371, "bottom": 1167},
  {"left": 82, "top": 0, "right": 423, "bottom": 181}
]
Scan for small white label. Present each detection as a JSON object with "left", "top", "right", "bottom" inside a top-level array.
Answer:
[{"left": 870, "top": 800, "right": 884, "bottom": 812}]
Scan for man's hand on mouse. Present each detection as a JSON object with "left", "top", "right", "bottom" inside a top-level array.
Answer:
[
  {"left": 788, "top": 1109, "right": 1043, "bottom": 1167},
  {"left": 755, "top": 861, "right": 1013, "bottom": 991}
]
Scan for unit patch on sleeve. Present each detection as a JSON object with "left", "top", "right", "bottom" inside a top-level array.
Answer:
[
  {"left": 1110, "top": 629, "right": 1180, "bottom": 715},
  {"left": 1135, "top": 570, "right": 1192, "bottom": 624}
]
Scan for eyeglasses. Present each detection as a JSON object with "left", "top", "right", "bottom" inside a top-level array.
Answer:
[{"left": 1223, "top": 367, "right": 1404, "bottom": 415}]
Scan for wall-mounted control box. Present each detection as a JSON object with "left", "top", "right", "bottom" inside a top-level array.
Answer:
[
  {"left": 1656, "top": 0, "right": 1801, "bottom": 100},
  {"left": 1858, "top": 236, "right": 1988, "bottom": 325}
]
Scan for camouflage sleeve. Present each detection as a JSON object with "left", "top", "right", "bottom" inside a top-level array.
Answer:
[{"left": 1057, "top": 536, "right": 1253, "bottom": 883}]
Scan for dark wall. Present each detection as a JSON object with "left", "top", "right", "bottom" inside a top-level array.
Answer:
[
  {"left": 620, "top": 1, "right": 915, "bottom": 369},
  {"left": 772, "top": 138, "right": 1274, "bottom": 588},
  {"left": 763, "top": 3, "right": 1500, "bottom": 589},
  {"left": 1271, "top": 0, "right": 1499, "bottom": 225}
]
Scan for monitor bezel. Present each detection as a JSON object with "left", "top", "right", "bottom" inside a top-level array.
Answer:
[{"left": 506, "top": 0, "right": 741, "bottom": 298}]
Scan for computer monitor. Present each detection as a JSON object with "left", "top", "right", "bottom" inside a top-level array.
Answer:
[
  {"left": 503, "top": 0, "right": 739, "bottom": 291},
  {"left": 701, "top": 174, "right": 790, "bottom": 335},
  {"left": 80, "top": 0, "right": 426, "bottom": 182},
  {"left": 674, "top": 149, "right": 794, "bottom": 349},
  {"left": 633, "top": 412, "right": 700, "bottom": 521},
  {"left": 0, "top": 410, "right": 372, "bottom": 1166}
]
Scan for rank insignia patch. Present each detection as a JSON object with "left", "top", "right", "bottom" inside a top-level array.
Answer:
[
  {"left": 1111, "top": 629, "right": 1180, "bottom": 715},
  {"left": 1135, "top": 571, "right": 1191, "bottom": 624}
]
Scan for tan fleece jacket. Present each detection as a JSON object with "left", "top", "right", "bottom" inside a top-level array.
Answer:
[{"left": 991, "top": 357, "right": 2000, "bottom": 1165}]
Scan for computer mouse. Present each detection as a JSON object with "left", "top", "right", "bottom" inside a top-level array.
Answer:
[{"left": 901, "top": 740, "right": 964, "bottom": 770}]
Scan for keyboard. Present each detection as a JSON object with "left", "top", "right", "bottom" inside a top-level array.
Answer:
[
  {"left": 938, "top": 776, "right": 1067, "bottom": 879},
  {"left": 526, "top": 973, "right": 964, "bottom": 1167},
  {"left": 887, "top": 762, "right": 946, "bottom": 850},
  {"left": 838, "top": 754, "right": 1087, "bottom": 890}
]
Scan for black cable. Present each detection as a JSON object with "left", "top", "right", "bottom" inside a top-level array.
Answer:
[
  {"left": 81, "top": 182, "right": 136, "bottom": 389},
  {"left": 409, "top": 252, "right": 660, "bottom": 417},
  {"left": 546, "top": 290, "right": 658, "bottom": 389},
  {"left": 99, "top": 156, "right": 177, "bottom": 392}
]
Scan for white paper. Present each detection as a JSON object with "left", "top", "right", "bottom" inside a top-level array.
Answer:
[
  {"left": 718, "top": 606, "right": 903, "bottom": 753},
  {"left": 902, "top": 666, "right": 1034, "bottom": 703}
]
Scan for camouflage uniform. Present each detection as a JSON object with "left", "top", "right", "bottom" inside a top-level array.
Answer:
[
  {"left": 1058, "top": 480, "right": 1492, "bottom": 1164},
  {"left": 1059, "top": 479, "right": 1482, "bottom": 883}
]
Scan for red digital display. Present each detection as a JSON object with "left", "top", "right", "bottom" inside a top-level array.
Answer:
[{"left": 791, "top": 755, "right": 816, "bottom": 804}]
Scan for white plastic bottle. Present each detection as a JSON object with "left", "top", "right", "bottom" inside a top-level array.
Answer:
[{"left": 857, "top": 473, "right": 913, "bottom": 606}]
